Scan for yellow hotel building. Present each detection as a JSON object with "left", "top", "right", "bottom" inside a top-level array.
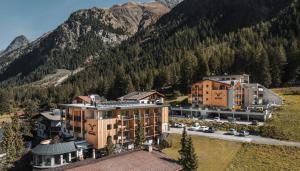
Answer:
[{"left": 61, "top": 101, "right": 169, "bottom": 149}]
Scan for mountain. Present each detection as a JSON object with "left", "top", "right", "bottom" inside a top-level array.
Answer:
[
  {"left": 64, "top": 0, "right": 300, "bottom": 98},
  {"left": 153, "top": 0, "right": 293, "bottom": 36},
  {"left": 2, "top": 0, "right": 300, "bottom": 106},
  {"left": 156, "top": 0, "right": 183, "bottom": 8},
  {"left": 0, "top": 1, "right": 170, "bottom": 86},
  {"left": 1, "top": 35, "right": 29, "bottom": 55},
  {"left": 0, "top": 35, "right": 30, "bottom": 72}
]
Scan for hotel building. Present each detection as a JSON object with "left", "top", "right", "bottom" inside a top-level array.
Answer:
[
  {"left": 61, "top": 101, "right": 169, "bottom": 150},
  {"left": 189, "top": 74, "right": 282, "bottom": 109}
]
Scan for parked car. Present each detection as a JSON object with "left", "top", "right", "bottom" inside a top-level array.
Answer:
[
  {"left": 205, "top": 127, "right": 216, "bottom": 133},
  {"left": 227, "top": 117, "right": 236, "bottom": 123},
  {"left": 214, "top": 117, "right": 220, "bottom": 121},
  {"left": 199, "top": 126, "right": 209, "bottom": 132},
  {"left": 188, "top": 123, "right": 200, "bottom": 131},
  {"left": 227, "top": 128, "right": 237, "bottom": 135},
  {"left": 239, "top": 130, "right": 250, "bottom": 136},
  {"left": 174, "top": 123, "right": 186, "bottom": 128},
  {"left": 251, "top": 120, "right": 259, "bottom": 126}
]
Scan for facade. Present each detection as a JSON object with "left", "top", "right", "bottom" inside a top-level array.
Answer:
[
  {"left": 190, "top": 74, "right": 282, "bottom": 109},
  {"left": 117, "top": 90, "right": 165, "bottom": 104},
  {"left": 35, "top": 109, "right": 63, "bottom": 139},
  {"left": 189, "top": 79, "right": 243, "bottom": 109},
  {"left": 243, "top": 84, "right": 283, "bottom": 107},
  {"left": 61, "top": 101, "right": 169, "bottom": 149}
]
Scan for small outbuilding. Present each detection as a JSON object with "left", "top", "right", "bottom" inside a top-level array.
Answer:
[{"left": 31, "top": 140, "right": 77, "bottom": 169}]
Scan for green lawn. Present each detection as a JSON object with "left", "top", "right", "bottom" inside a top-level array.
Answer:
[
  {"left": 163, "top": 134, "right": 300, "bottom": 171},
  {"left": 162, "top": 134, "right": 242, "bottom": 171},
  {"left": 263, "top": 87, "right": 300, "bottom": 141},
  {"left": 227, "top": 144, "right": 300, "bottom": 171}
]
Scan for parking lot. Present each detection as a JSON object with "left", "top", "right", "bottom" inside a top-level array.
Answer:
[
  {"left": 167, "top": 127, "right": 300, "bottom": 148},
  {"left": 170, "top": 115, "right": 264, "bottom": 126}
]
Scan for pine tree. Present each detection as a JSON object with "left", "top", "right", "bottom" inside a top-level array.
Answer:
[
  {"left": 0, "top": 89, "right": 12, "bottom": 115},
  {"left": 134, "top": 115, "right": 145, "bottom": 149},
  {"left": 178, "top": 127, "right": 188, "bottom": 165},
  {"left": 178, "top": 127, "right": 198, "bottom": 171},
  {"left": 258, "top": 49, "right": 272, "bottom": 87},
  {"left": 105, "top": 135, "right": 114, "bottom": 156},
  {"left": 1, "top": 115, "right": 24, "bottom": 170},
  {"left": 185, "top": 137, "right": 198, "bottom": 171}
]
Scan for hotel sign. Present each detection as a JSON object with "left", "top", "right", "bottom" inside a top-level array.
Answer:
[
  {"left": 88, "top": 123, "right": 96, "bottom": 135},
  {"left": 214, "top": 92, "right": 223, "bottom": 100}
]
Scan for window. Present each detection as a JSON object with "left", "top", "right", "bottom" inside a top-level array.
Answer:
[
  {"left": 113, "top": 124, "right": 118, "bottom": 129},
  {"left": 113, "top": 135, "right": 118, "bottom": 140},
  {"left": 206, "top": 85, "right": 209, "bottom": 88},
  {"left": 107, "top": 124, "right": 112, "bottom": 130},
  {"left": 206, "top": 91, "right": 209, "bottom": 94},
  {"left": 206, "top": 98, "right": 209, "bottom": 101},
  {"left": 145, "top": 109, "right": 150, "bottom": 114}
]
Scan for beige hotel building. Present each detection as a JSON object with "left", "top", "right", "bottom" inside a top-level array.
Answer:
[{"left": 61, "top": 100, "right": 169, "bottom": 149}]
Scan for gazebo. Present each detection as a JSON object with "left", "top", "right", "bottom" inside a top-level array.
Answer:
[{"left": 31, "top": 140, "right": 77, "bottom": 169}]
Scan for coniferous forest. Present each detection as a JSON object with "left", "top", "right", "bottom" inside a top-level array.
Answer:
[{"left": 0, "top": 0, "right": 300, "bottom": 111}]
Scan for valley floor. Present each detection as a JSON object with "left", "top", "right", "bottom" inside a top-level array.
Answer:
[{"left": 162, "top": 134, "right": 300, "bottom": 171}]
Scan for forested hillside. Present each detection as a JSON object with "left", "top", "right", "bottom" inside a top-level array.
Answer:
[{"left": 1, "top": 0, "right": 300, "bottom": 111}]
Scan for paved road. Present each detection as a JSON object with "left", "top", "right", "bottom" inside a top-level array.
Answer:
[{"left": 167, "top": 128, "right": 300, "bottom": 148}]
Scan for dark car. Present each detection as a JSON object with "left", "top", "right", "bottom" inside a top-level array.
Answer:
[
  {"left": 205, "top": 127, "right": 216, "bottom": 133},
  {"left": 251, "top": 120, "right": 259, "bottom": 126}
]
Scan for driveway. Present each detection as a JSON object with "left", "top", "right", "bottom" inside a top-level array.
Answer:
[{"left": 167, "top": 128, "right": 300, "bottom": 148}]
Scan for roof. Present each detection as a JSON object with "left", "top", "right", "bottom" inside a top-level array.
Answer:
[
  {"left": 31, "top": 141, "right": 77, "bottom": 156},
  {"left": 203, "top": 74, "right": 249, "bottom": 79},
  {"left": 118, "top": 91, "right": 165, "bottom": 101},
  {"left": 51, "top": 150, "right": 182, "bottom": 171},
  {"left": 40, "top": 111, "right": 61, "bottom": 121},
  {"left": 194, "top": 79, "right": 232, "bottom": 86},
  {"left": 76, "top": 96, "right": 92, "bottom": 103},
  {"left": 60, "top": 101, "right": 168, "bottom": 110}
]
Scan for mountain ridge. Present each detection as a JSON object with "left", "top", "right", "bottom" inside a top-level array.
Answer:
[{"left": 0, "top": 1, "right": 170, "bottom": 86}]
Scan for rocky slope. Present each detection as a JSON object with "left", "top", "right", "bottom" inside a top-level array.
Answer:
[
  {"left": 0, "top": 1, "right": 170, "bottom": 85},
  {"left": 0, "top": 35, "right": 30, "bottom": 72},
  {"left": 156, "top": 0, "right": 183, "bottom": 8}
]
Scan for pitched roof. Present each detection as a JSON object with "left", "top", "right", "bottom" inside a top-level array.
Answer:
[
  {"left": 51, "top": 150, "right": 182, "bottom": 171},
  {"left": 118, "top": 91, "right": 165, "bottom": 101},
  {"left": 31, "top": 141, "right": 77, "bottom": 156},
  {"left": 76, "top": 96, "right": 92, "bottom": 103},
  {"left": 40, "top": 111, "right": 61, "bottom": 121}
]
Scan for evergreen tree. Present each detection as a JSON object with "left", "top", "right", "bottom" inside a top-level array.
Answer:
[
  {"left": 178, "top": 127, "right": 188, "bottom": 165},
  {"left": 178, "top": 127, "right": 198, "bottom": 171},
  {"left": 184, "top": 136, "right": 198, "bottom": 171},
  {"left": 105, "top": 135, "right": 114, "bottom": 156},
  {"left": 0, "top": 89, "right": 12, "bottom": 115},
  {"left": 1, "top": 115, "right": 24, "bottom": 170},
  {"left": 258, "top": 49, "right": 272, "bottom": 87},
  {"left": 180, "top": 51, "right": 198, "bottom": 92},
  {"left": 134, "top": 115, "right": 145, "bottom": 149}
]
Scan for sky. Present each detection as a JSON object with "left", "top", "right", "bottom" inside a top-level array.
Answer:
[{"left": 0, "top": 0, "right": 151, "bottom": 50}]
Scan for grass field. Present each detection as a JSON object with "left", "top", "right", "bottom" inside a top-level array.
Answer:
[
  {"left": 263, "top": 87, "right": 300, "bottom": 141},
  {"left": 162, "top": 134, "right": 242, "bottom": 171},
  {"left": 227, "top": 144, "right": 300, "bottom": 171},
  {"left": 163, "top": 134, "right": 300, "bottom": 171}
]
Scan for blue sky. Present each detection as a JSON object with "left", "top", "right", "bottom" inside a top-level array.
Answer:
[{"left": 0, "top": 0, "right": 151, "bottom": 50}]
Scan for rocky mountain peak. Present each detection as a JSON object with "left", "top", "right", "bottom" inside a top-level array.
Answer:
[{"left": 3, "top": 35, "right": 29, "bottom": 54}]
